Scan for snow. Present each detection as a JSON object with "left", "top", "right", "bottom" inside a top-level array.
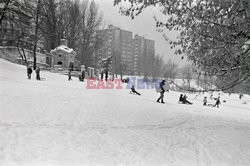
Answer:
[
  {"left": 50, "top": 45, "right": 76, "bottom": 55},
  {"left": 0, "top": 58, "right": 250, "bottom": 166}
]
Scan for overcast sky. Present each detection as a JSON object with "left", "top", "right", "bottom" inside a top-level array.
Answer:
[{"left": 94, "top": 0, "right": 188, "bottom": 67}]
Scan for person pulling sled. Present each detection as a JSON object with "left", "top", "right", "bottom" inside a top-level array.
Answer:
[{"left": 157, "top": 80, "right": 166, "bottom": 103}]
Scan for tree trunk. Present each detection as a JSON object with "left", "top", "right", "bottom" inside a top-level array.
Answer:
[{"left": 33, "top": 0, "right": 41, "bottom": 70}]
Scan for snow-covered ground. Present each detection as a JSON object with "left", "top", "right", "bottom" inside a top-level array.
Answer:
[{"left": 0, "top": 59, "right": 250, "bottom": 166}]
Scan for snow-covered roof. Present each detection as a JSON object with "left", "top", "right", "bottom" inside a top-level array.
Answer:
[{"left": 50, "top": 45, "right": 76, "bottom": 55}]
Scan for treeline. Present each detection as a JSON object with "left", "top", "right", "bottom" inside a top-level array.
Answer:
[{"left": 0, "top": 0, "right": 103, "bottom": 69}]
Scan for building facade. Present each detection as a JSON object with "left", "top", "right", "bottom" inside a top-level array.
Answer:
[
  {"left": 96, "top": 25, "right": 134, "bottom": 75},
  {"left": 132, "top": 35, "right": 155, "bottom": 76},
  {"left": 50, "top": 39, "right": 76, "bottom": 69},
  {"left": 96, "top": 25, "right": 155, "bottom": 76}
]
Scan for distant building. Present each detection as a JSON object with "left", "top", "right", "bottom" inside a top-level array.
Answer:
[
  {"left": 50, "top": 39, "right": 76, "bottom": 69},
  {"left": 96, "top": 25, "right": 133, "bottom": 74},
  {"left": 96, "top": 25, "right": 155, "bottom": 76},
  {"left": 132, "top": 35, "right": 155, "bottom": 76}
]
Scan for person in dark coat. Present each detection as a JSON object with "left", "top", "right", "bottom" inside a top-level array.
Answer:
[
  {"left": 131, "top": 85, "right": 141, "bottom": 95},
  {"left": 27, "top": 66, "right": 32, "bottom": 79},
  {"left": 214, "top": 97, "right": 220, "bottom": 108},
  {"left": 105, "top": 70, "right": 108, "bottom": 81},
  {"left": 101, "top": 71, "right": 104, "bottom": 80},
  {"left": 68, "top": 71, "right": 72, "bottom": 81},
  {"left": 157, "top": 80, "right": 166, "bottom": 103},
  {"left": 81, "top": 70, "right": 85, "bottom": 82},
  {"left": 179, "top": 94, "right": 184, "bottom": 103},
  {"left": 182, "top": 94, "right": 193, "bottom": 104},
  {"left": 36, "top": 67, "right": 40, "bottom": 80}
]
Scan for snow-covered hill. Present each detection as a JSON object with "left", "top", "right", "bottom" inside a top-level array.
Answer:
[{"left": 0, "top": 59, "right": 250, "bottom": 166}]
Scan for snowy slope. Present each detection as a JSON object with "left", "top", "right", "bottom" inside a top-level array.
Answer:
[{"left": 0, "top": 59, "right": 250, "bottom": 166}]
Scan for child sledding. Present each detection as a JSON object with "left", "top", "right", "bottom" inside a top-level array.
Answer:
[
  {"left": 179, "top": 94, "right": 193, "bottom": 105},
  {"left": 130, "top": 85, "right": 141, "bottom": 95}
]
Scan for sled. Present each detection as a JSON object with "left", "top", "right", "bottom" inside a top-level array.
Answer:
[
  {"left": 206, "top": 104, "right": 215, "bottom": 107},
  {"left": 129, "top": 91, "right": 141, "bottom": 95}
]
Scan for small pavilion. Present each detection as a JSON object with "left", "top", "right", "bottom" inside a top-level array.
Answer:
[{"left": 50, "top": 39, "right": 76, "bottom": 69}]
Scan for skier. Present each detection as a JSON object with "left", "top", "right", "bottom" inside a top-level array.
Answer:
[
  {"left": 68, "top": 71, "right": 72, "bottom": 81},
  {"left": 203, "top": 96, "right": 207, "bottom": 106},
  {"left": 157, "top": 80, "right": 166, "bottom": 103},
  {"left": 131, "top": 85, "right": 141, "bottom": 95},
  {"left": 27, "top": 66, "right": 32, "bottom": 79},
  {"left": 36, "top": 67, "right": 40, "bottom": 80},
  {"left": 214, "top": 97, "right": 220, "bottom": 108}
]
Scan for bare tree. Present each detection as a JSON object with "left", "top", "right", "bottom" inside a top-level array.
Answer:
[
  {"left": 77, "top": 0, "right": 103, "bottom": 67},
  {"left": 180, "top": 64, "right": 194, "bottom": 89},
  {"left": 163, "top": 59, "right": 178, "bottom": 81},
  {"left": 39, "top": 0, "right": 59, "bottom": 51},
  {"left": 152, "top": 54, "right": 165, "bottom": 79}
]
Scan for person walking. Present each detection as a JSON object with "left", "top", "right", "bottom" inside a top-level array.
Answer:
[
  {"left": 36, "top": 67, "right": 40, "bottom": 80},
  {"left": 81, "top": 70, "right": 85, "bottom": 82},
  {"left": 101, "top": 71, "right": 104, "bottom": 80},
  {"left": 68, "top": 71, "right": 72, "bottom": 81},
  {"left": 27, "top": 66, "right": 32, "bottom": 79},
  {"left": 157, "top": 80, "right": 166, "bottom": 103},
  {"left": 214, "top": 97, "right": 220, "bottom": 108},
  {"left": 105, "top": 70, "right": 108, "bottom": 81}
]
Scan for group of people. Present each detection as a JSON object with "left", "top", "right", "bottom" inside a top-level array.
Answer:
[
  {"left": 68, "top": 70, "right": 86, "bottom": 81},
  {"left": 100, "top": 71, "right": 108, "bottom": 81},
  {"left": 129, "top": 80, "right": 170, "bottom": 104},
  {"left": 27, "top": 68, "right": 222, "bottom": 108},
  {"left": 155, "top": 79, "right": 221, "bottom": 107},
  {"left": 130, "top": 79, "right": 168, "bottom": 103},
  {"left": 203, "top": 96, "right": 221, "bottom": 108},
  {"left": 27, "top": 66, "right": 40, "bottom": 80},
  {"left": 68, "top": 70, "right": 110, "bottom": 82}
]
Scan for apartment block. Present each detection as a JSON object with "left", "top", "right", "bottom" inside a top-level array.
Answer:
[
  {"left": 96, "top": 25, "right": 155, "bottom": 76},
  {"left": 133, "top": 35, "right": 155, "bottom": 76}
]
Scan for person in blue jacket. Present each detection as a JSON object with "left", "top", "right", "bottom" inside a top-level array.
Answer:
[{"left": 157, "top": 80, "right": 166, "bottom": 103}]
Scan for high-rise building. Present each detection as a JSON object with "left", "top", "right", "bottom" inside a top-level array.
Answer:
[
  {"left": 96, "top": 25, "right": 155, "bottom": 76},
  {"left": 132, "top": 35, "right": 155, "bottom": 76},
  {"left": 96, "top": 25, "right": 133, "bottom": 74}
]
